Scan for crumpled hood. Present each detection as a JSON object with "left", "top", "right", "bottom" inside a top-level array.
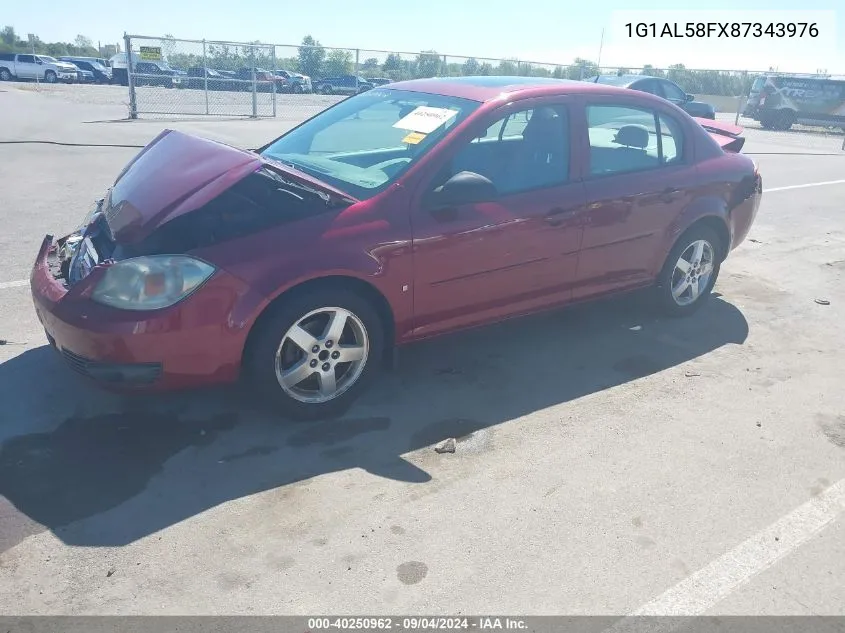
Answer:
[
  {"left": 103, "top": 129, "right": 262, "bottom": 244},
  {"left": 102, "top": 129, "right": 354, "bottom": 245}
]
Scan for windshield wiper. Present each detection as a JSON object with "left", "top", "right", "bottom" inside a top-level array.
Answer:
[{"left": 259, "top": 166, "right": 353, "bottom": 207}]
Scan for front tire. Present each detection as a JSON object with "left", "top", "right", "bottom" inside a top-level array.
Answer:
[
  {"left": 656, "top": 225, "right": 722, "bottom": 317},
  {"left": 244, "top": 288, "right": 385, "bottom": 421},
  {"left": 44, "top": 70, "right": 57, "bottom": 83},
  {"left": 320, "top": 84, "right": 333, "bottom": 95}
]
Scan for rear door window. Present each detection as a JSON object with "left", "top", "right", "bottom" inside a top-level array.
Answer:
[{"left": 585, "top": 104, "right": 685, "bottom": 176}]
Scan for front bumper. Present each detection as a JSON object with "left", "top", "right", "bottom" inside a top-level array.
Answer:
[{"left": 30, "top": 235, "right": 250, "bottom": 392}]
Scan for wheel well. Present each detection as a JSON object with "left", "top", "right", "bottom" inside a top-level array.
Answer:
[
  {"left": 684, "top": 216, "right": 731, "bottom": 261},
  {"left": 242, "top": 275, "right": 396, "bottom": 370}
]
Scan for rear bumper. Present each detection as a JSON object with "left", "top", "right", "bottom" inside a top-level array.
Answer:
[
  {"left": 729, "top": 175, "right": 763, "bottom": 251},
  {"left": 30, "top": 235, "right": 252, "bottom": 392}
]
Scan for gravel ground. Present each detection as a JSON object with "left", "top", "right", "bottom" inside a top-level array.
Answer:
[{"left": 1, "top": 83, "right": 845, "bottom": 618}]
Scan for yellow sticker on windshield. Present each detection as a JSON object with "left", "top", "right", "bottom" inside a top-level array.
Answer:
[{"left": 403, "top": 131, "right": 426, "bottom": 144}]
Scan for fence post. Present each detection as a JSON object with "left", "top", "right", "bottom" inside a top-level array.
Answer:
[
  {"left": 251, "top": 46, "right": 257, "bottom": 118},
  {"left": 202, "top": 39, "right": 209, "bottom": 116},
  {"left": 124, "top": 32, "right": 137, "bottom": 119},
  {"left": 355, "top": 49, "right": 360, "bottom": 92},
  {"left": 442, "top": 54, "right": 447, "bottom": 76},
  {"left": 579, "top": 63, "right": 585, "bottom": 80},
  {"left": 271, "top": 45, "right": 277, "bottom": 117}
]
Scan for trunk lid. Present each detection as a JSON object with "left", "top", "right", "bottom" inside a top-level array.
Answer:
[{"left": 103, "top": 129, "right": 351, "bottom": 244}]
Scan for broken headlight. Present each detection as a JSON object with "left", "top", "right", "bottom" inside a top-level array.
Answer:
[{"left": 90, "top": 255, "right": 216, "bottom": 311}]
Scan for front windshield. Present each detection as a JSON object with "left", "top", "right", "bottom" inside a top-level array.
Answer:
[
  {"left": 260, "top": 88, "right": 480, "bottom": 200},
  {"left": 39, "top": 56, "right": 58, "bottom": 63}
]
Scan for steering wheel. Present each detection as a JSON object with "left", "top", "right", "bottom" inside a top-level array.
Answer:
[{"left": 367, "top": 157, "right": 412, "bottom": 178}]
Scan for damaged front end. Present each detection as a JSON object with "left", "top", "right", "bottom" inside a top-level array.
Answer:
[{"left": 49, "top": 198, "right": 116, "bottom": 288}]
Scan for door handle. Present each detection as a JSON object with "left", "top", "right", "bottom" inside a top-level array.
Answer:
[{"left": 545, "top": 207, "right": 578, "bottom": 226}]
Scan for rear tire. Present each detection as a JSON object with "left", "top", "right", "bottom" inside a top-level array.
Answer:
[
  {"left": 772, "top": 109, "right": 796, "bottom": 131},
  {"left": 0, "top": 68, "right": 12, "bottom": 81},
  {"left": 655, "top": 225, "right": 723, "bottom": 317},
  {"left": 320, "top": 84, "right": 333, "bottom": 95},
  {"left": 244, "top": 288, "right": 385, "bottom": 421}
]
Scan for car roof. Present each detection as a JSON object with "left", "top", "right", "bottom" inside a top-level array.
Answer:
[{"left": 383, "top": 75, "right": 656, "bottom": 102}]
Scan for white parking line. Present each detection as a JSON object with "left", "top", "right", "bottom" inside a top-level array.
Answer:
[
  {"left": 0, "top": 279, "right": 27, "bottom": 290},
  {"left": 607, "top": 477, "right": 845, "bottom": 630},
  {"left": 764, "top": 179, "right": 845, "bottom": 193},
  {"left": 0, "top": 180, "right": 842, "bottom": 294}
]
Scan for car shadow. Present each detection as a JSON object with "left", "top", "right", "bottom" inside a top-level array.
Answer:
[{"left": 0, "top": 291, "right": 748, "bottom": 550}]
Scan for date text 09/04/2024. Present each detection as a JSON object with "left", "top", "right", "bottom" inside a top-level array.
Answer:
[
  {"left": 624, "top": 22, "right": 819, "bottom": 38},
  {"left": 307, "top": 617, "right": 528, "bottom": 630}
]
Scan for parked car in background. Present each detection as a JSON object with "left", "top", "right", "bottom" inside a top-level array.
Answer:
[
  {"left": 313, "top": 75, "right": 374, "bottom": 95},
  {"left": 184, "top": 66, "right": 240, "bottom": 91},
  {"left": 0, "top": 53, "right": 78, "bottom": 83},
  {"left": 134, "top": 61, "right": 182, "bottom": 88},
  {"left": 742, "top": 74, "right": 845, "bottom": 131},
  {"left": 274, "top": 69, "right": 312, "bottom": 93},
  {"left": 74, "top": 67, "right": 96, "bottom": 83},
  {"left": 367, "top": 77, "right": 393, "bottom": 86},
  {"left": 31, "top": 76, "right": 761, "bottom": 420},
  {"left": 59, "top": 56, "right": 112, "bottom": 84},
  {"left": 235, "top": 67, "right": 279, "bottom": 92},
  {"left": 587, "top": 74, "right": 717, "bottom": 119}
]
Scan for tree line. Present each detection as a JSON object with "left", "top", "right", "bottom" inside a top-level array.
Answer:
[
  {"left": 164, "top": 35, "right": 760, "bottom": 97},
  {"left": 0, "top": 26, "right": 109, "bottom": 58}
]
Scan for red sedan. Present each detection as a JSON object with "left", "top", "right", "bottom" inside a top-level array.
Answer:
[{"left": 31, "top": 76, "right": 762, "bottom": 420}]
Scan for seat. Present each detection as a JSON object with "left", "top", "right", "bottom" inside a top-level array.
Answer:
[
  {"left": 610, "top": 124, "right": 658, "bottom": 172},
  {"left": 500, "top": 107, "right": 569, "bottom": 192}
]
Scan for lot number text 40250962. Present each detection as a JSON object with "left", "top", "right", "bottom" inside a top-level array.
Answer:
[{"left": 624, "top": 22, "right": 819, "bottom": 38}]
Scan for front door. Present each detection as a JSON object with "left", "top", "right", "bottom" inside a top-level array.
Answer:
[
  {"left": 573, "top": 99, "right": 698, "bottom": 300},
  {"left": 410, "top": 99, "right": 588, "bottom": 338}
]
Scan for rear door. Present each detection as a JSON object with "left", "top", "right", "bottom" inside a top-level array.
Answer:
[
  {"left": 573, "top": 97, "right": 698, "bottom": 299},
  {"left": 14, "top": 54, "right": 38, "bottom": 79}
]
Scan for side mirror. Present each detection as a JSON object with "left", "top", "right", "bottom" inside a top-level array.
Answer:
[
  {"left": 685, "top": 93, "right": 695, "bottom": 102},
  {"left": 36, "top": 59, "right": 43, "bottom": 65},
  {"left": 426, "top": 171, "right": 498, "bottom": 210}
]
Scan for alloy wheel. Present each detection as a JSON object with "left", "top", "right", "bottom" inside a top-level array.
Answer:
[
  {"left": 670, "top": 239, "right": 715, "bottom": 307},
  {"left": 274, "top": 307, "right": 369, "bottom": 404}
]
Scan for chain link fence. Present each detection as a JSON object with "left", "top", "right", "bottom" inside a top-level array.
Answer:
[
  {"left": 124, "top": 34, "right": 278, "bottom": 117},
  {"left": 121, "top": 33, "right": 835, "bottom": 122}
]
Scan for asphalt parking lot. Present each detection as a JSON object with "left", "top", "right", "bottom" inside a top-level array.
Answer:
[{"left": 1, "top": 82, "right": 844, "bottom": 617}]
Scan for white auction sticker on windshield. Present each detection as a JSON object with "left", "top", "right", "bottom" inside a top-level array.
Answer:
[{"left": 393, "top": 106, "right": 458, "bottom": 134}]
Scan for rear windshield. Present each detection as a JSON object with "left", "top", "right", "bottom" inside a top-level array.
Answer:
[{"left": 592, "top": 75, "right": 634, "bottom": 87}]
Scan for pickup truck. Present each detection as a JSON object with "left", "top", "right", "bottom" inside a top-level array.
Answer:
[
  {"left": 0, "top": 53, "right": 79, "bottom": 83},
  {"left": 313, "top": 75, "right": 374, "bottom": 95}
]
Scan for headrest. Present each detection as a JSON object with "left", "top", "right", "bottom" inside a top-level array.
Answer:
[
  {"left": 612, "top": 124, "right": 650, "bottom": 149},
  {"left": 522, "top": 107, "right": 565, "bottom": 142}
]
